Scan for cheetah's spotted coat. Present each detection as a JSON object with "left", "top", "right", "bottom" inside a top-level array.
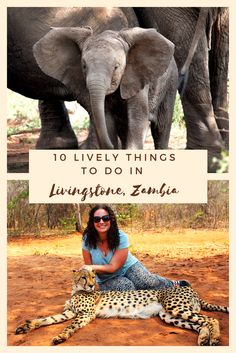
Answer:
[{"left": 15, "top": 268, "right": 228, "bottom": 345}]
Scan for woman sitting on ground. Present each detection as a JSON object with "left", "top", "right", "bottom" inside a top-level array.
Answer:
[{"left": 81, "top": 204, "right": 190, "bottom": 291}]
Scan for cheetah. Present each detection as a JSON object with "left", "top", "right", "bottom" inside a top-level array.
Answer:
[{"left": 15, "top": 268, "right": 228, "bottom": 346}]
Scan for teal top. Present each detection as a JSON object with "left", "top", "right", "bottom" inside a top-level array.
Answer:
[{"left": 82, "top": 230, "right": 138, "bottom": 283}]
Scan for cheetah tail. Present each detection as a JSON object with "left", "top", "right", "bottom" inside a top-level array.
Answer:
[{"left": 200, "top": 298, "right": 229, "bottom": 313}]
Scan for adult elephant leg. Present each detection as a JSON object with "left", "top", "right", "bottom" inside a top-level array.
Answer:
[
  {"left": 79, "top": 118, "right": 100, "bottom": 149},
  {"left": 181, "top": 44, "right": 223, "bottom": 172},
  {"left": 107, "top": 92, "right": 127, "bottom": 149},
  {"left": 117, "top": 117, "right": 128, "bottom": 149},
  {"left": 209, "top": 8, "right": 229, "bottom": 148},
  {"left": 182, "top": 95, "right": 223, "bottom": 172},
  {"left": 151, "top": 90, "right": 177, "bottom": 149},
  {"left": 104, "top": 97, "right": 121, "bottom": 149},
  {"left": 125, "top": 86, "right": 150, "bottom": 149},
  {"left": 104, "top": 112, "right": 119, "bottom": 149},
  {"left": 37, "top": 99, "right": 78, "bottom": 149}
]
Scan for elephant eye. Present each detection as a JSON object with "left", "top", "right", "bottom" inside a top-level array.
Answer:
[
  {"left": 82, "top": 61, "right": 87, "bottom": 72},
  {"left": 114, "top": 63, "right": 120, "bottom": 70}
]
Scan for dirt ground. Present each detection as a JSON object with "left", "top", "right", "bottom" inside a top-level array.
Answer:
[
  {"left": 7, "top": 128, "right": 88, "bottom": 173},
  {"left": 7, "top": 230, "right": 229, "bottom": 346}
]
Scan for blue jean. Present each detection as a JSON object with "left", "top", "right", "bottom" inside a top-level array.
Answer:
[{"left": 99, "top": 261, "right": 174, "bottom": 291}]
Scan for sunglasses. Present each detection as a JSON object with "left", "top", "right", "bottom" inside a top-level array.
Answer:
[{"left": 93, "top": 215, "right": 110, "bottom": 223}]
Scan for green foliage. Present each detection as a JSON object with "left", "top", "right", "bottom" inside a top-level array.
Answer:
[
  {"left": 7, "top": 90, "right": 90, "bottom": 135},
  {"left": 7, "top": 122, "right": 40, "bottom": 137},
  {"left": 116, "top": 204, "right": 139, "bottom": 226},
  {"left": 8, "top": 90, "right": 39, "bottom": 120},
  {"left": 194, "top": 210, "right": 205, "bottom": 219},
  {"left": 190, "top": 209, "right": 205, "bottom": 227},
  {"left": 212, "top": 150, "right": 229, "bottom": 173},
  {"left": 172, "top": 94, "right": 185, "bottom": 128},
  {"left": 58, "top": 215, "right": 76, "bottom": 231},
  {"left": 7, "top": 189, "right": 29, "bottom": 210},
  {"left": 71, "top": 116, "right": 90, "bottom": 131},
  {"left": 7, "top": 90, "right": 40, "bottom": 135}
]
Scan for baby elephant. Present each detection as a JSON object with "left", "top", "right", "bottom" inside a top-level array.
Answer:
[{"left": 34, "top": 27, "right": 178, "bottom": 149}]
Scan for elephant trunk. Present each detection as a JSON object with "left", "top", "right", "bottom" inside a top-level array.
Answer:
[{"left": 88, "top": 82, "right": 114, "bottom": 149}]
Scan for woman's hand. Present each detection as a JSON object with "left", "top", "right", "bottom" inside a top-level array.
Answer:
[
  {"left": 81, "top": 248, "right": 129, "bottom": 274},
  {"left": 79, "top": 264, "right": 94, "bottom": 271}
]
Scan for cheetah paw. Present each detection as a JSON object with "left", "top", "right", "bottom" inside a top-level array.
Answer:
[
  {"left": 198, "top": 327, "right": 210, "bottom": 346},
  {"left": 15, "top": 320, "right": 32, "bottom": 334},
  {"left": 51, "top": 335, "right": 66, "bottom": 345},
  {"left": 210, "top": 337, "right": 220, "bottom": 346}
]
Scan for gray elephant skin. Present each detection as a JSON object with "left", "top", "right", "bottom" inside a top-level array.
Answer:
[
  {"left": 8, "top": 7, "right": 229, "bottom": 172},
  {"left": 134, "top": 7, "right": 229, "bottom": 171},
  {"left": 7, "top": 7, "right": 139, "bottom": 149},
  {"left": 33, "top": 27, "right": 178, "bottom": 150}
]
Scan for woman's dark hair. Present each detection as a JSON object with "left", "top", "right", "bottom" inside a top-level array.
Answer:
[{"left": 83, "top": 205, "right": 120, "bottom": 251}]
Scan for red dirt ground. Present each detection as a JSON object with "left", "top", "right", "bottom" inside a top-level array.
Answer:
[{"left": 7, "top": 231, "right": 229, "bottom": 346}]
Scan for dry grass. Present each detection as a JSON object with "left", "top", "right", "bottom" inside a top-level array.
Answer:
[
  {"left": 128, "top": 229, "right": 228, "bottom": 259},
  {"left": 8, "top": 228, "right": 228, "bottom": 260}
]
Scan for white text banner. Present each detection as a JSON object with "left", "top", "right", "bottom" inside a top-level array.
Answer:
[{"left": 29, "top": 150, "right": 208, "bottom": 204}]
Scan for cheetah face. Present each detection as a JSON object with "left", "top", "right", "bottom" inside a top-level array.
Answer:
[{"left": 72, "top": 269, "right": 96, "bottom": 292}]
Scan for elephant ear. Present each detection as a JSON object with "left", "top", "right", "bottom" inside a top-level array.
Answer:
[
  {"left": 33, "top": 27, "right": 92, "bottom": 95},
  {"left": 119, "top": 27, "right": 175, "bottom": 99}
]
